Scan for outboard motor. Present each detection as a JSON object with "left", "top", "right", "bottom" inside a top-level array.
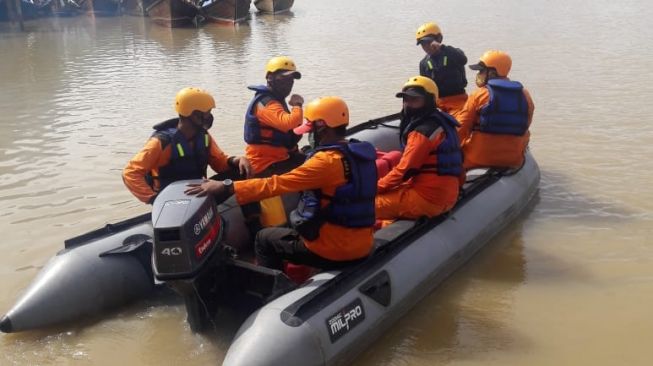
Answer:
[
  {"left": 151, "top": 180, "right": 225, "bottom": 331},
  {"left": 151, "top": 180, "right": 299, "bottom": 332}
]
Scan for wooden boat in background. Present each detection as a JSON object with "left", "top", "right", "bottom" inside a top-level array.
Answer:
[
  {"left": 1, "top": 0, "right": 53, "bottom": 20},
  {"left": 51, "top": 0, "right": 83, "bottom": 17},
  {"left": 253, "top": 0, "right": 292, "bottom": 14},
  {"left": 200, "top": 0, "right": 249, "bottom": 24},
  {"left": 146, "top": 0, "right": 200, "bottom": 27},
  {"left": 82, "top": 0, "right": 120, "bottom": 15},
  {"left": 121, "top": 0, "right": 145, "bottom": 15}
]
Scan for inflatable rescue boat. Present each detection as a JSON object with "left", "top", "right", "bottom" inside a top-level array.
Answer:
[{"left": 1, "top": 114, "right": 540, "bottom": 366}]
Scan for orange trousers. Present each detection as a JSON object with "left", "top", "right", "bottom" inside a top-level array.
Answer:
[{"left": 375, "top": 185, "right": 452, "bottom": 220}]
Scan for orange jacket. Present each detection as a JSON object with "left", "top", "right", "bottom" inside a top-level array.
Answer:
[
  {"left": 438, "top": 93, "right": 468, "bottom": 119},
  {"left": 457, "top": 84, "right": 534, "bottom": 169},
  {"left": 377, "top": 128, "right": 459, "bottom": 210},
  {"left": 235, "top": 150, "right": 374, "bottom": 261},
  {"left": 245, "top": 100, "right": 303, "bottom": 174},
  {"left": 123, "top": 133, "right": 230, "bottom": 203}
]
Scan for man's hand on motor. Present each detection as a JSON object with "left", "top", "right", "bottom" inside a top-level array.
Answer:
[{"left": 185, "top": 180, "right": 225, "bottom": 197}]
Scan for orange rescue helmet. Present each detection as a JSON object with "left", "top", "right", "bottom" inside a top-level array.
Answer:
[
  {"left": 415, "top": 22, "right": 442, "bottom": 44},
  {"left": 304, "top": 96, "right": 349, "bottom": 128},
  {"left": 396, "top": 75, "right": 439, "bottom": 103},
  {"left": 469, "top": 50, "right": 512, "bottom": 77},
  {"left": 174, "top": 87, "right": 216, "bottom": 117},
  {"left": 265, "top": 56, "right": 302, "bottom": 79}
]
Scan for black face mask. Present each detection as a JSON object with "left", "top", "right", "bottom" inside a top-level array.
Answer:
[
  {"left": 187, "top": 113, "right": 212, "bottom": 136},
  {"left": 308, "top": 124, "right": 327, "bottom": 149},
  {"left": 402, "top": 94, "right": 436, "bottom": 120},
  {"left": 400, "top": 95, "right": 436, "bottom": 139},
  {"left": 269, "top": 77, "right": 294, "bottom": 99},
  {"left": 201, "top": 113, "right": 213, "bottom": 130},
  {"left": 402, "top": 107, "right": 425, "bottom": 119}
]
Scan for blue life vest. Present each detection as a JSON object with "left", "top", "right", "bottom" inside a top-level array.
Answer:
[
  {"left": 400, "top": 111, "right": 462, "bottom": 177},
  {"left": 150, "top": 119, "right": 210, "bottom": 191},
  {"left": 290, "top": 141, "right": 377, "bottom": 240},
  {"left": 244, "top": 85, "right": 301, "bottom": 149},
  {"left": 478, "top": 79, "right": 529, "bottom": 136}
]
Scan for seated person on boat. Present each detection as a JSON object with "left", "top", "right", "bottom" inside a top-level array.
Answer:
[
  {"left": 416, "top": 21, "right": 468, "bottom": 117},
  {"left": 185, "top": 96, "right": 377, "bottom": 270},
  {"left": 122, "top": 87, "right": 252, "bottom": 204},
  {"left": 456, "top": 50, "right": 535, "bottom": 170},
  {"left": 244, "top": 56, "right": 306, "bottom": 177},
  {"left": 375, "top": 76, "right": 462, "bottom": 220}
]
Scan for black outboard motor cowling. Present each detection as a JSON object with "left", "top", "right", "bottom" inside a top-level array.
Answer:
[
  {"left": 151, "top": 180, "right": 224, "bottom": 281},
  {"left": 150, "top": 180, "right": 295, "bottom": 333}
]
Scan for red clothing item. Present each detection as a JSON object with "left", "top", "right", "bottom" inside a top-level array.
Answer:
[
  {"left": 235, "top": 150, "right": 374, "bottom": 261},
  {"left": 245, "top": 99, "right": 303, "bottom": 174},
  {"left": 456, "top": 84, "right": 535, "bottom": 169},
  {"left": 123, "top": 134, "right": 229, "bottom": 203}
]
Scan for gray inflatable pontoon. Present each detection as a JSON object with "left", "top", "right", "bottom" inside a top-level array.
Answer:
[
  {"left": 0, "top": 216, "right": 156, "bottom": 333},
  {"left": 1, "top": 113, "right": 540, "bottom": 366},
  {"left": 0, "top": 191, "right": 262, "bottom": 333},
  {"left": 221, "top": 122, "right": 540, "bottom": 366}
]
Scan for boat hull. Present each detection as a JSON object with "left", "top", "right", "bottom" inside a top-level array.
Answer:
[
  {"left": 201, "top": 0, "right": 250, "bottom": 24},
  {"left": 253, "top": 0, "right": 292, "bottom": 14},
  {"left": 0, "top": 187, "right": 289, "bottom": 332},
  {"left": 1, "top": 115, "right": 540, "bottom": 345},
  {"left": 0, "top": 216, "right": 156, "bottom": 333},
  {"left": 223, "top": 122, "right": 541, "bottom": 365},
  {"left": 121, "top": 0, "right": 154, "bottom": 16},
  {"left": 82, "top": 0, "right": 120, "bottom": 16},
  {"left": 50, "top": 0, "right": 83, "bottom": 17},
  {"left": 2, "top": 0, "right": 53, "bottom": 20},
  {"left": 0, "top": 0, "right": 9, "bottom": 20},
  {"left": 146, "top": 0, "right": 199, "bottom": 27}
]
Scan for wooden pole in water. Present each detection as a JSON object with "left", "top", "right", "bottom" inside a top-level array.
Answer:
[
  {"left": 13, "top": 0, "right": 24, "bottom": 31},
  {"left": 5, "top": 0, "right": 13, "bottom": 20}
]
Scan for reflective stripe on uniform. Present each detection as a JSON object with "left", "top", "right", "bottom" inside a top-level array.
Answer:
[
  {"left": 427, "top": 60, "right": 433, "bottom": 70},
  {"left": 176, "top": 143, "right": 185, "bottom": 157}
]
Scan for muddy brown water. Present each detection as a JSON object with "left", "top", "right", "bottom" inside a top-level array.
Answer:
[{"left": 1, "top": 0, "right": 652, "bottom": 364}]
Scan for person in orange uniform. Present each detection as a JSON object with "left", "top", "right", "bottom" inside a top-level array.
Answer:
[
  {"left": 123, "top": 87, "right": 252, "bottom": 204},
  {"left": 457, "top": 50, "right": 535, "bottom": 170},
  {"left": 186, "top": 97, "right": 377, "bottom": 270},
  {"left": 416, "top": 22, "right": 468, "bottom": 117},
  {"left": 244, "top": 56, "right": 306, "bottom": 177},
  {"left": 376, "top": 76, "right": 462, "bottom": 220}
]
